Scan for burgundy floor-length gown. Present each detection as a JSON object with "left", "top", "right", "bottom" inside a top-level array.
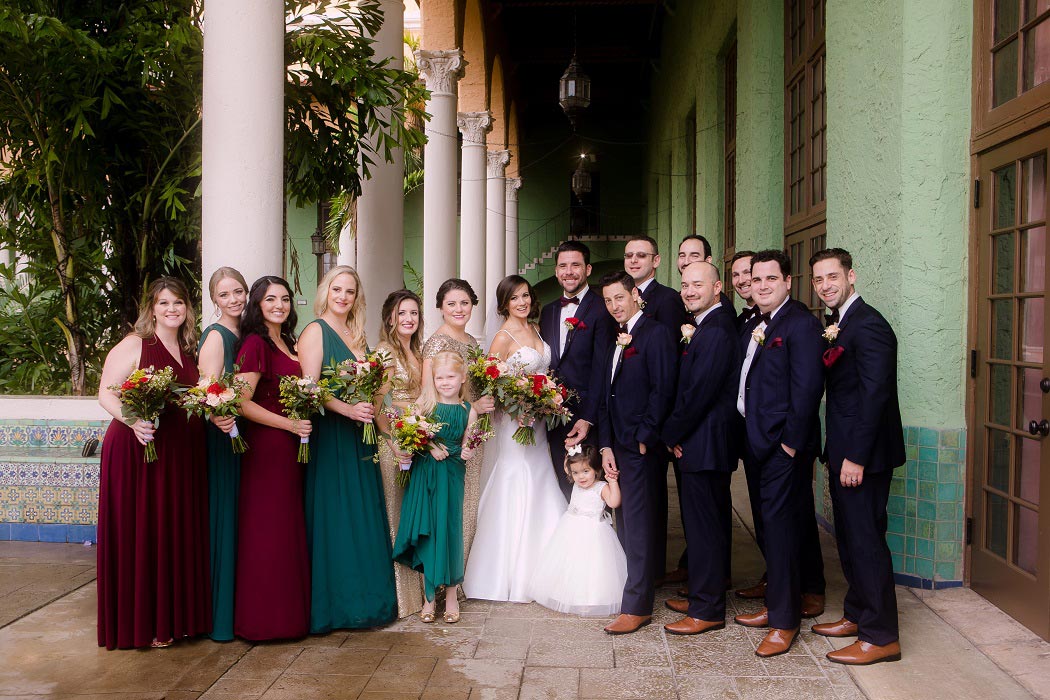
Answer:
[
  {"left": 233, "top": 334, "right": 311, "bottom": 640},
  {"left": 97, "top": 336, "right": 211, "bottom": 650}
]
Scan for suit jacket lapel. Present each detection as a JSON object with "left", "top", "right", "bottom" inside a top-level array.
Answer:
[
  {"left": 613, "top": 314, "right": 645, "bottom": 384},
  {"left": 838, "top": 296, "right": 864, "bottom": 331},
  {"left": 546, "top": 304, "right": 562, "bottom": 359},
  {"left": 751, "top": 304, "right": 789, "bottom": 367}
]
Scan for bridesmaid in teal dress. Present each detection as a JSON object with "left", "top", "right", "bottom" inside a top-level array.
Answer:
[
  {"left": 298, "top": 265, "right": 396, "bottom": 632},
  {"left": 393, "top": 350, "right": 479, "bottom": 623},
  {"left": 197, "top": 267, "right": 248, "bottom": 642}
]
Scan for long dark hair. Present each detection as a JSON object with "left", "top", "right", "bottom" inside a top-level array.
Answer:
[
  {"left": 238, "top": 276, "right": 298, "bottom": 355},
  {"left": 495, "top": 275, "right": 539, "bottom": 322}
]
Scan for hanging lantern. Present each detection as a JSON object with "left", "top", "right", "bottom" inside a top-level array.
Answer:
[
  {"left": 559, "top": 55, "right": 591, "bottom": 129},
  {"left": 572, "top": 155, "right": 592, "bottom": 201}
]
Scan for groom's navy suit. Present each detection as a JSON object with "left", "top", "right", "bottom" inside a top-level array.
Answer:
[
  {"left": 541, "top": 287, "right": 615, "bottom": 499},
  {"left": 741, "top": 299, "right": 826, "bottom": 631},
  {"left": 661, "top": 304, "right": 740, "bottom": 621},
  {"left": 823, "top": 296, "right": 904, "bottom": 646},
  {"left": 598, "top": 313, "right": 676, "bottom": 616}
]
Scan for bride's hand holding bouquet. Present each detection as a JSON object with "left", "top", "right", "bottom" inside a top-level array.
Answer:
[{"left": 500, "top": 372, "right": 574, "bottom": 446}]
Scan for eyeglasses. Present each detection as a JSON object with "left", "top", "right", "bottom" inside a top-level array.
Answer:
[{"left": 623, "top": 252, "right": 652, "bottom": 260}]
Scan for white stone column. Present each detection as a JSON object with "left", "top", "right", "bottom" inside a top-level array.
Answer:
[
  {"left": 354, "top": 0, "right": 404, "bottom": 341},
  {"left": 485, "top": 150, "right": 511, "bottom": 308},
  {"left": 201, "top": 0, "right": 284, "bottom": 322},
  {"left": 416, "top": 49, "right": 465, "bottom": 334},
  {"left": 457, "top": 111, "right": 492, "bottom": 337},
  {"left": 505, "top": 177, "right": 522, "bottom": 276}
]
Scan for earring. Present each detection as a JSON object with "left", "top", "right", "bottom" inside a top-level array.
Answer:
[{"left": 213, "top": 307, "right": 221, "bottom": 318}]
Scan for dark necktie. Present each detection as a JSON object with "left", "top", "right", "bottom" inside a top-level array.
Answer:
[
  {"left": 824, "top": 309, "right": 840, "bottom": 327},
  {"left": 618, "top": 323, "right": 628, "bottom": 334},
  {"left": 559, "top": 295, "right": 580, "bottom": 307}
]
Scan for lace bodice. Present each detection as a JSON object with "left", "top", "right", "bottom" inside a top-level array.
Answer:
[
  {"left": 505, "top": 342, "right": 551, "bottom": 375},
  {"left": 566, "top": 481, "right": 609, "bottom": 519}
]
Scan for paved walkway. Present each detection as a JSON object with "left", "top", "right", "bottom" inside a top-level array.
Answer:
[{"left": 0, "top": 473, "right": 1047, "bottom": 700}]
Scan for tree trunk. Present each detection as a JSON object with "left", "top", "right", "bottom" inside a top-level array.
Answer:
[{"left": 47, "top": 201, "right": 87, "bottom": 396}]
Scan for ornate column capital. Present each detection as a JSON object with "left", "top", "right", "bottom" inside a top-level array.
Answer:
[
  {"left": 505, "top": 177, "right": 522, "bottom": 199},
  {"left": 415, "top": 49, "right": 465, "bottom": 95},
  {"left": 457, "top": 111, "right": 493, "bottom": 144},
  {"left": 487, "top": 149, "right": 511, "bottom": 178}
]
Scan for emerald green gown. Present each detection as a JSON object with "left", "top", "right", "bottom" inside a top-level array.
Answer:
[
  {"left": 392, "top": 401, "right": 469, "bottom": 601},
  {"left": 199, "top": 323, "right": 240, "bottom": 642},
  {"left": 304, "top": 320, "right": 396, "bottom": 632}
]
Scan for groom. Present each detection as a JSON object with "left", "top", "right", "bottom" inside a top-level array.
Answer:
[
  {"left": 540, "top": 241, "right": 615, "bottom": 500},
  {"left": 596, "top": 270, "right": 676, "bottom": 635}
]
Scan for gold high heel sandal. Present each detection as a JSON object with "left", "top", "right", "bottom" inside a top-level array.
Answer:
[{"left": 421, "top": 600, "right": 437, "bottom": 623}]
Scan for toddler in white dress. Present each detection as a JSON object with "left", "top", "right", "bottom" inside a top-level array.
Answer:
[{"left": 529, "top": 445, "right": 629, "bottom": 616}]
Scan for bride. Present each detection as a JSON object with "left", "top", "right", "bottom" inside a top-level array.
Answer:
[{"left": 463, "top": 275, "right": 568, "bottom": 602}]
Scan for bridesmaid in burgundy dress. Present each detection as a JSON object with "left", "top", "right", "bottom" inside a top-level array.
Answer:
[
  {"left": 233, "top": 276, "right": 313, "bottom": 640},
  {"left": 96, "top": 277, "right": 210, "bottom": 649}
]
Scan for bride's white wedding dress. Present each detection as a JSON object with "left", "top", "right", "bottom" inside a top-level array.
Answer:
[{"left": 463, "top": 338, "right": 569, "bottom": 602}]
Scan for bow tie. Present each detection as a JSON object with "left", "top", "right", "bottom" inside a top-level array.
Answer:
[
  {"left": 618, "top": 323, "right": 628, "bottom": 334},
  {"left": 559, "top": 295, "right": 580, "bottom": 307},
  {"left": 756, "top": 312, "right": 772, "bottom": 325},
  {"left": 739, "top": 306, "right": 756, "bottom": 320},
  {"left": 824, "top": 309, "right": 840, "bottom": 327}
]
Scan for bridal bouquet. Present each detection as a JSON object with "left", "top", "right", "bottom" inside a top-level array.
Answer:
[
  {"left": 466, "top": 346, "right": 508, "bottom": 433},
  {"left": 109, "top": 365, "right": 177, "bottom": 463},
  {"left": 179, "top": 373, "right": 250, "bottom": 454},
  {"left": 278, "top": 375, "right": 331, "bottom": 463},
  {"left": 384, "top": 404, "right": 444, "bottom": 487},
  {"left": 323, "top": 349, "right": 391, "bottom": 444},
  {"left": 499, "top": 372, "right": 574, "bottom": 446}
]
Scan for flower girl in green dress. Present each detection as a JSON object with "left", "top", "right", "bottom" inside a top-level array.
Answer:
[{"left": 392, "top": 351, "right": 478, "bottom": 623}]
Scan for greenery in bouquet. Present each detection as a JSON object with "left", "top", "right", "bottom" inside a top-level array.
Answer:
[
  {"left": 108, "top": 365, "right": 177, "bottom": 463},
  {"left": 498, "top": 372, "right": 574, "bottom": 446},
  {"left": 278, "top": 375, "right": 331, "bottom": 463},
  {"left": 464, "top": 419, "right": 495, "bottom": 451},
  {"left": 323, "top": 349, "right": 391, "bottom": 444},
  {"left": 178, "top": 373, "right": 251, "bottom": 453},
  {"left": 384, "top": 404, "right": 445, "bottom": 487},
  {"left": 466, "top": 345, "right": 508, "bottom": 432}
]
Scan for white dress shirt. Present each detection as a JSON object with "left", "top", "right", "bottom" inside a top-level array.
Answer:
[
  {"left": 694, "top": 302, "right": 720, "bottom": 327},
  {"left": 737, "top": 296, "right": 790, "bottom": 417},
  {"left": 636, "top": 277, "right": 655, "bottom": 295},
  {"left": 834, "top": 292, "right": 860, "bottom": 322},
  {"left": 611, "top": 309, "right": 644, "bottom": 382},
  {"left": 558, "top": 285, "right": 589, "bottom": 356}
]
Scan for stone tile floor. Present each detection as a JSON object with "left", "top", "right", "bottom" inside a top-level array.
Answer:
[{"left": 0, "top": 472, "right": 1047, "bottom": 699}]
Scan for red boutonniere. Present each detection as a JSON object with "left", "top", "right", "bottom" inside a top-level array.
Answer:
[
  {"left": 768, "top": 337, "right": 783, "bottom": 349},
  {"left": 624, "top": 346, "right": 639, "bottom": 359},
  {"left": 823, "top": 345, "right": 845, "bottom": 367},
  {"left": 564, "top": 317, "right": 587, "bottom": 331}
]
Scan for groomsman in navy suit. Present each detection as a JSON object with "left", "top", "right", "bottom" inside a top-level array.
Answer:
[
  {"left": 660, "top": 262, "right": 741, "bottom": 635},
  {"left": 730, "top": 250, "right": 759, "bottom": 331},
  {"left": 596, "top": 271, "right": 676, "bottom": 635},
  {"left": 540, "top": 241, "right": 615, "bottom": 500},
  {"left": 733, "top": 249, "right": 825, "bottom": 657},
  {"left": 810, "top": 248, "right": 904, "bottom": 666},
  {"left": 677, "top": 235, "right": 736, "bottom": 315}
]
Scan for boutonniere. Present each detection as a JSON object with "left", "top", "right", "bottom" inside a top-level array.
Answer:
[
  {"left": 680, "top": 324, "right": 695, "bottom": 344},
  {"left": 617, "top": 333, "right": 633, "bottom": 348},
  {"left": 751, "top": 327, "right": 766, "bottom": 346},
  {"left": 823, "top": 345, "right": 845, "bottom": 367},
  {"left": 822, "top": 323, "right": 840, "bottom": 344},
  {"left": 638, "top": 298, "right": 647, "bottom": 311},
  {"left": 564, "top": 317, "right": 587, "bottom": 332},
  {"left": 768, "top": 337, "right": 783, "bottom": 349},
  {"left": 624, "top": 346, "right": 638, "bottom": 359}
]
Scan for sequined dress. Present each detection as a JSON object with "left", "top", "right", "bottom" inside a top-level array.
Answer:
[{"left": 421, "top": 332, "right": 483, "bottom": 558}]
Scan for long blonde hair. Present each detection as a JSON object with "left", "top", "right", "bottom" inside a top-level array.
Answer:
[
  {"left": 133, "top": 277, "right": 198, "bottom": 355},
  {"left": 417, "top": 351, "right": 467, "bottom": 415},
  {"left": 208, "top": 266, "right": 248, "bottom": 304},
  {"left": 314, "top": 265, "right": 366, "bottom": 349}
]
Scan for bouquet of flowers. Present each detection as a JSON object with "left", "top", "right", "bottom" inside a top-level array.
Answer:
[
  {"left": 384, "top": 404, "right": 444, "bottom": 487},
  {"left": 179, "top": 373, "right": 251, "bottom": 453},
  {"left": 108, "top": 365, "right": 177, "bottom": 463},
  {"left": 323, "top": 349, "right": 391, "bottom": 444},
  {"left": 278, "top": 375, "right": 331, "bottom": 463},
  {"left": 464, "top": 418, "right": 495, "bottom": 451},
  {"left": 466, "top": 346, "right": 508, "bottom": 433},
  {"left": 498, "top": 371, "right": 574, "bottom": 446}
]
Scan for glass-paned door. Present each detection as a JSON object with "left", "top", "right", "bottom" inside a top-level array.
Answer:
[{"left": 973, "top": 128, "right": 1050, "bottom": 641}]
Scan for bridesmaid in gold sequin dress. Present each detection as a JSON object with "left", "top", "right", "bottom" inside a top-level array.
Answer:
[
  {"left": 375, "top": 289, "right": 426, "bottom": 618},
  {"left": 420, "top": 279, "right": 496, "bottom": 559}
]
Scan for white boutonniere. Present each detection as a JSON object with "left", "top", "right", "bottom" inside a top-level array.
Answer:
[
  {"left": 751, "top": 326, "right": 766, "bottom": 346},
  {"left": 680, "top": 324, "right": 695, "bottom": 344},
  {"left": 822, "top": 323, "right": 840, "bottom": 344},
  {"left": 616, "top": 333, "right": 633, "bottom": 348}
]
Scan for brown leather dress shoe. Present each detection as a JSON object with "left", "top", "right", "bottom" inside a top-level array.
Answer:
[
  {"left": 603, "top": 613, "right": 652, "bottom": 635},
  {"left": 826, "top": 640, "right": 902, "bottom": 665},
  {"left": 812, "top": 617, "right": 858, "bottom": 638},
  {"left": 755, "top": 627, "right": 799, "bottom": 657},
  {"left": 665, "top": 598, "right": 689, "bottom": 614},
  {"left": 664, "top": 616, "right": 726, "bottom": 635},
  {"left": 733, "top": 608, "right": 769, "bottom": 628},
  {"left": 735, "top": 580, "right": 767, "bottom": 599},
  {"left": 659, "top": 567, "right": 688, "bottom": 585},
  {"left": 801, "top": 593, "right": 825, "bottom": 618}
]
